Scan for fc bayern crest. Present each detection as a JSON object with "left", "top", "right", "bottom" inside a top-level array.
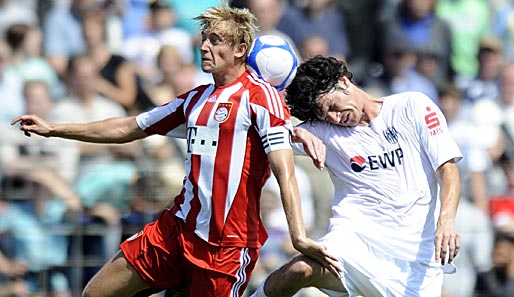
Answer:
[{"left": 214, "top": 102, "right": 232, "bottom": 123}]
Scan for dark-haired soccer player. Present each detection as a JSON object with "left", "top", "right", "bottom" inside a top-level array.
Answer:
[{"left": 252, "top": 55, "right": 462, "bottom": 297}]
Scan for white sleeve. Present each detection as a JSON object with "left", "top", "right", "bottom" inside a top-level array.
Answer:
[
  {"left": 411, "top": 93, "right": 463, "bottom": 170},
  {"left": 291, "top": 121, "right": 328, "bottom": 157},
  {"left": 136, "top": 98, "right": 188, "bottom": 139}
]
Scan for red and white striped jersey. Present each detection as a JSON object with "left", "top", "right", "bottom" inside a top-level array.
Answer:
[{"left": 136, "top": 70, "right": 293, "bottom": 248}]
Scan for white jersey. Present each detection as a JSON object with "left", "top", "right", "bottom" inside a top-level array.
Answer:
[{"left": 293, "top": 92, "right": 462, "bottom": 265}]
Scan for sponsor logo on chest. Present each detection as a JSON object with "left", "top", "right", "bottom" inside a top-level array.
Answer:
[
  {"left": 349, "top": 148, "right": 404, "bottom": 172},
  {"left": 348, "top": 124, "right": 405, "bottom": 172}
]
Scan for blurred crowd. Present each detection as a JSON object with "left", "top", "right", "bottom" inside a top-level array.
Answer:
[{"left": 0, "top": 0, "right": 513, "bottom": 296}]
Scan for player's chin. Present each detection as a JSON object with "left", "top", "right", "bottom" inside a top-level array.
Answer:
[{"left": 201, "top": 63, "right": 214, "bottom": 73}]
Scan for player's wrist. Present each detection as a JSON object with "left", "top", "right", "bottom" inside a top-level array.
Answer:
[
  {"left": 46, "top": 124, "right": 58, "bottom": 137},
  {"left": 291, "top": 235, "right": 309, "bottom": 250}
]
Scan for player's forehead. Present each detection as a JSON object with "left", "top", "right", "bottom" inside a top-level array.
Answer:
[
  {"left": 314, "top": 84, "right": 347, "bottom": 117},
  {"left": 314, "top": 92, "right": 335, "bottom": 117},
  {"left": 201, "top": 22, "right": 233, "bottom": 41},
  {"left": 315, "top": 85, "right": 340, "bottom": 107}
]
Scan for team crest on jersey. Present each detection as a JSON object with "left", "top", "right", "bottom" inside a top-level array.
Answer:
[
  {"left": 350, "top": 156, "right": 366, "bottom": 172},
  {"left": 383, "top": 126, "right": 399, "bottom": 144},
  {"left": 214, "top": 102, "right": 232, "bottom": 123}
]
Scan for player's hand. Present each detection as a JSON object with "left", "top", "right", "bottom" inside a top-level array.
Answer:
[
  {"left": 293, "top": 237, "right": 342, "bottom": 279},
  {"left": 434, "top": 218, "right": 460, "bottom": 265},
  {"left": 11, "top": 115, "right": 52, "bottom": 137},
  {"left": 292, "top": 127, "right": 326, "bottom": 170}
]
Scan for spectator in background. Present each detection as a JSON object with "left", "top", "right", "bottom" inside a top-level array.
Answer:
[
  {"left": 299, "top": 35, "right": 329, "bottom": 61},
  {"left": 415, "top": 45, "right": 447, "bottom": 88},
  {"left": 168, "top": 0, "right": 220, "bottom": 35},
  {"left": 49, "top": 54, "right": 140, "bottom": 270},
  {"left": 51, "top": 54, "right": 136, "bottom": 169},
  {"left": 168, "top": 0, "right": 220, "bottom": 66},
  {"left": 0, "top": 0, "right": 38, "bottom": 36},
  {"left": 475, "top": 231, "right": 514, "bottom": 297},
  {"left": 82, "top": 7, "right": 154, "bottom": 115},
  {"left": 120, "top": 0, "right": 150, "bottom": 39},
  {"left": 120, "top": 174, "right": 170, "bottom": 234},
  {"left": 362, "top": 32, "right": 438, "bottom": 103},
  {"left": 72, "top": 158, "right": 138, "bottom": 263},
  {"left": 435, "top": 0, "right": 491, "bottom": 79},
  {"left": 1, "top": 80, "right": 80, "bottom": 184},
  {"left": 468, "top": 62, "right": 514, "bottom": 202},
  {"left": 0, "top": 39, "right": 24, "bottom": 126},
  {"left": 262, "top": 165, "right": 316, "bottom": 238},
  {"left": 465, "top": 99, "right": 505, "bottom": 198},
  {"left": 145, "top": 44, "right": 212, "bottom": 105},
  {"left": 442, "top": 198, "right": 494, "bottom": 297},
  {"left": 121, "top": 145, "right": 185, "bottom": 239},
  {"left": 438, "top": 83, "right": 491, "bottom": 214},
  {"left": 4, "top": 23, "right": 61, "bottom": 98},
  {"left": 438, "top": 83, "right": 494, "bottom": 296},
  {"left": 144, "top": 45, "right": 180, "bottom": 105},
  {"left": 490, "top": 154, "right": 514, "bottom": 233},
  {"left": 0, "top": 78, "right": 81, "bottom": 296},
  {"left": 490, "top": 2, "right": 514, "bottom": 61},
  {"left": 167, "top": 60, "right": 213, "bottom": 96},
  {"left": 379, "top": 0, "right": 454, "bottom": 87},
  {"left": 43, "top": 0, "right": 97, "bottom": 78},
  {"left": 245, "top": 188, "right": 298, "bottom": 295},
  {"left": 277, "top": 0, "right": 350, "bottom": 61},
  {"left": 498, "top": 62, "right": 514, "bottom": 142},
  {"left": 459, "top": 36, "right": 504, "bottom": 106},
  {"left": 0, "top": 167, "right": 82, "bottom": 296},
  {"left": 122, "top": 0, "right": 194, "bottom": 83},
  {"left": 247, "top": 0, "right": 300, "bottom": 60},
  {"left": 336, "top": 0, "right": 384, "bottom": 80}
]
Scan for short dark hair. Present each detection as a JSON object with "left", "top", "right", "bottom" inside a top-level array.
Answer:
[
  {"left": 285, "top": 55, "right": 354, "bottom": 121},
  {"left": 5, "top": 23, "right": 30, "bottom": 51}
]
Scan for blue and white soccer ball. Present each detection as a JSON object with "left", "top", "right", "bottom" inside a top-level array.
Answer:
[{"left": 246, "top": 35, "right": 298, "bottom": 91}]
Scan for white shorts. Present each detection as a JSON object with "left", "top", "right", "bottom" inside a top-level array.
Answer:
[{"left": 317, "top": 229, "right": 444, "bottom": 297}]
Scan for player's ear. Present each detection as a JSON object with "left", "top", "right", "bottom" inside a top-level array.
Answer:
[
  {"left": 339, "top": 76, "right": 351, "bottom": 89},
  {"left": 234, "top": 43, "right": 247, "bottom": 59}
]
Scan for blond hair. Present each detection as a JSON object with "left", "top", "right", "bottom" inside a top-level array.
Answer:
[{"left": 194, "top": 4, "right": 257, "bottom": 56}]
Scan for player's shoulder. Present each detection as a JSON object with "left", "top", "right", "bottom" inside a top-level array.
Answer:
[
  {"left": 383, "top": 92, "right": 434, "bottom": 110},
  {"left": 386, "top": 91, "right": 430, "bottom": 102},
  {"left": 243, "top": 71, "right": 281, "bottom": 98},
  {"left": 297, "top": 120, "right": 336, "bottom": 139},
  {"left": 176, "top": 83, "right": 214, "bottom": 101}
]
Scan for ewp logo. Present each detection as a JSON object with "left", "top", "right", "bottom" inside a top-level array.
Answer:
[{"left": 350, "top": 156, "right": 366, "bottom": 172}]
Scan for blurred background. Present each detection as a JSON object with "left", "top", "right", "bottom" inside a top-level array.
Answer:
[{"left": 0, "top": 0, "right": 513, "bottom": 296}]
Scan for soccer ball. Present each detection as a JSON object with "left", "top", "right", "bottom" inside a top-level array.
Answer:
[{"left": 246, "top": 35, "right": 298, "bottom": 91}]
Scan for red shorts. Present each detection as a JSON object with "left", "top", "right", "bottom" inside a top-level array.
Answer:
[{"left": 120, "top": 209, "right": 260, "bottom": 296}]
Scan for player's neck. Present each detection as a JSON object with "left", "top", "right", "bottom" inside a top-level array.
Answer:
[
  {"left": 361, "top": 96, "right": 383, "bottom": 125},
  {"left": 213, "top": 64, "right": 246, "bottom": 87}
]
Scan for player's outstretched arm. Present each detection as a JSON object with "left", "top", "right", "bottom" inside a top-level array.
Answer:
[
  {"left": 435, "top": 159, "right": 461, "bottom": 265},
  {"left": 11, "top": 115, "right": 147, "bottom": 144},
  {"left": 292, "top": 127, "right": 326, "bottom": 170},
  {"left": 268, "top": 149, "right": 342, "bottom": 278}
]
